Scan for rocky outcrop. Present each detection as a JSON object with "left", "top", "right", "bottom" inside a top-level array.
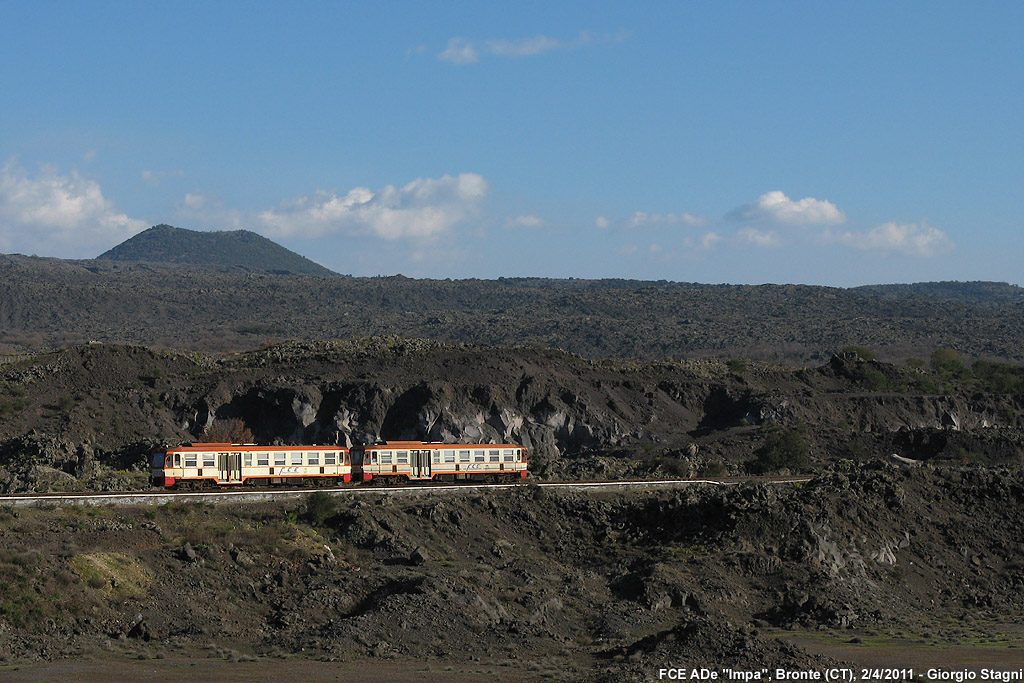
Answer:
[
  {"left": 2, "top": 341, "right": 1024, "bottom": 488},
  {"left": 197, "top": 378, "right": 631, "bottom": 461}
]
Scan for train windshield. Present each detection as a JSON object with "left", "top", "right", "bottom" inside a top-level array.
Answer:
[{"left": 151, "top": 453, "right": 166, "bottom": 469}]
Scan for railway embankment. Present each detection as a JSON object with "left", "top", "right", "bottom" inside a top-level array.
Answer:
[{"left": 0, "top": 466, "right": 1020, "bottom": 677}]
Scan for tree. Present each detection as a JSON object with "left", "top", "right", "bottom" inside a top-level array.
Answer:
[
  {"left": 750, "top": 425, "right": 810, "bottom": 473},
  {"left": 931, "top": 347, "right": 965, "bottom": 377},
  {"left": 202, "top": 418, "right": 254, "bottom": 444}
]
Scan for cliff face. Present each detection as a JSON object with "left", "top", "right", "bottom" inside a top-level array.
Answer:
[{"left": 1, "top": 340, "right": 1021, "bottom": 493}]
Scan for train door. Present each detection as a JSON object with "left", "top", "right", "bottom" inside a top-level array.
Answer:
[
  {"left": 218, "top": 452, "right": 241, "bottom": 483},
  {"left": 412, "top": 449, "right": 431, "bottom": 479}
]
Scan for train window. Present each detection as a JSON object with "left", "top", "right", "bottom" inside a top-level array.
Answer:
[
  {"left": 274, "top": 452, "right": 286, "bottom": 467},
  {"left": 474, "top": 450, "right": 485, "bottom": 462},
  {"left": 432, "top": 451, "right": 440, "bottom": 464},
  {"left": 517, "top": 449, "right": 523, "bottom": 462},
  {"left": 324, "top": 451, "right": 336, "bottom": 465},
  {"left": 203, "top": 453, "right": 215, "bottom": 467},
  {"left": 291, "top": 452, "right": 302, "bottom": 466},
  {"left": 397, "top": 450, "right": 408, "bottom": 464},
  {"left": 174, "top": 454, "right": 181, "bottom": 468},
  {"left": 445, "top": 451, "right": 456, "bottom": 463},
  {"left": 243, "top": 453, "right": 252, "bottom": 467},
  {"left": 459, "top": 450, "right": 470, "bottom": 463},
  {"left": 308, "top": 451, "right": 319, "bottom": 466},
  {"left": 345, "top": 452, "right": 350, "bottom": 465},
  {"left": 503, "top": 449, "right": 514, "bottom": 462},
  {"left": 184, "top": 453, "right": 196, "bottom": 468},
  {"left": 380, "top": 451, "right": 392, "bottom": 464},
  {"left": 489, "top": 450, "right": 500, "bottom": 462},
  {"left": 257, "top": 452, "right": 269, "bottom": 466}
]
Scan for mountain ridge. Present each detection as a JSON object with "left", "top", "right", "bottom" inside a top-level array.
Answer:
[{"left": 2, "top": 251, "right": 1023, "bottom": 362}]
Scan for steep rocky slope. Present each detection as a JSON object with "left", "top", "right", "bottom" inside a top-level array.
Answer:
[
  {"left": 1, "top": 340, "right": 1021, "bottom": 492},
  {"left": 0, "top": 467, "right": 1021, "bottom": 678}
]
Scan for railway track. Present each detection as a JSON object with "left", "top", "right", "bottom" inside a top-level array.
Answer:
[{"left": 0, "top": 476, "right": 814, "bottom": 508}]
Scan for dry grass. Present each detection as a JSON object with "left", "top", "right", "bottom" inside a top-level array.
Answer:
[{"left": 70, "top": 552, "right": 151, "bottom": 600}]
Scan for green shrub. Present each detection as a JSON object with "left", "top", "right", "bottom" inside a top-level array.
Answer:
[
  {"left": 931, "top": 347, "right": 967, "bottom": 377},
  {"left": 972, "top": 359, "right": 1024, "bottom": 393},
  {"left": 656, "top": 456, "right": 690, "bottom": 477},
  {"left": 850, "top": 364, "right": 889, "bottom": 391},
  {"left": 302, "top": 491, "right": 337, "bottom": 526},
  {"left": 726, "top": 358, "right": 748, "bottom": 375},
  {"left": 698, "top": 460, "right": 727, "bottom": 477},
  {"left": 0, "top": 397, "right": 28, "bottom": 415},
  {"left": 750, "top": 426, "right": 810, "bottom": 474}
]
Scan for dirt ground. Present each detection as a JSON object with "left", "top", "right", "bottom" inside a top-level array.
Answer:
[
  {"left": 3, "top": 627, "right": 1022, "bottom": 682},
  {"left": 0, "top": 655, "right": 544, "bottom": 682}
]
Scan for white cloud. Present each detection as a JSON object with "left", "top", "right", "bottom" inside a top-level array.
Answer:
[
  {"left": 729, "top": 190, "right": 846, "bottom": 226},
  {"left": 174, "top": 192, "right": 245, "bottom": 229},
  {"left": 735, "top": 227, "right": 781, "bottom": 248},
  {"left": 437, "top": 30, "right": 626, "bottom": 65},
  {"left": 487, "top": 35, "right": 564, "bottom": 58},
  {"left": 0, "top": 160, "right": 146, "bottom": 256},
  {"left": 438, "top": 38, "right": 479, "bottom": 65},
  {"left": 256, "top": 173, "right": 488, "bottom": 241},
  {"left": 680, "top": 231, "right": 722, "bottom": 251},
  {"left": 627, "top": 211, "right": 706, "bottom": 229},
  {"left": 505, "top": 214, "right": 546, "bottom": 229},
  {"left": 700, "top": 232, "right": 723, "bottom": 249},
  {"left": 823, "top": 219, "right": 953, "bottom": 257},
  {"left": 594, "top": 216, "right": 610, "bottom": 229},
  {"left": 141, "top": 169, "right": 184, "bottom": 186},
  {"left": 181, "top": 192, "right": 211, "bottom": 210}
]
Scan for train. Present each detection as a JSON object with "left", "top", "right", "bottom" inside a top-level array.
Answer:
[{"left": 149, "top": 440, "right": 529, "bottom": 489}]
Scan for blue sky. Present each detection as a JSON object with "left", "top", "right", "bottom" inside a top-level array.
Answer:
[{"left": 1, "top": 1, "right": 1021, "bottom": 286}]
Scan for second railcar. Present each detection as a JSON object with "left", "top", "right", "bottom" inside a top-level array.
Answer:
[{"left": 356, "top": 441, "right": 528, "bottom": 483}]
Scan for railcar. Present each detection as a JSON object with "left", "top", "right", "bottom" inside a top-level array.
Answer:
[
  {"left": 355, "top": 441, "right": 528, "bottom": 483},
  {"left": 151, "top": 442, "right": 352, "bottom": 489}
]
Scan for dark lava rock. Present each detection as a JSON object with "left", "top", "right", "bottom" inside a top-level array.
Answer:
[{"left": 410, "top": 546, "right": 429, "bottom": 566}]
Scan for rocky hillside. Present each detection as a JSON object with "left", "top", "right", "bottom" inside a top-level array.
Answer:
[
  {"left": 2, "top": 252, "right": 1023, "bottom": 363},
  {"left": 96, "top": 224, "right": 337, "bottom": 276},
  {"left": 1, "top": 340, "right": 1022, "bottom": 493},
  {"left": 1, "top": 341, "right": 1022, "bottom": 675},
  {"left": 0, "top": 467, "right": 1022, "bottom": 678},
  {"left": 855, "top": 280, "right": 1024, "bottom": 306}
]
